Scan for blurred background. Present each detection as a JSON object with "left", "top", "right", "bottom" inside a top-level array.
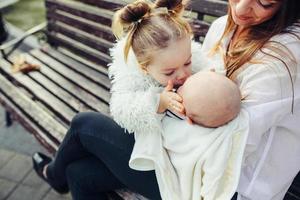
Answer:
[{"left": 3, "top": 0, "right": 46, "bottom": 31}]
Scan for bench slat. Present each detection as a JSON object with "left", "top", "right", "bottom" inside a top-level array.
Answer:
[
  {"left": 43, "top": 46, "right": 108, "bottom": 76},
  {"left": 188, "top": 0, "right": 228, "bottom": 18},
  {"left": 0, "top": 64, "right": 67, "bottom": 148},
  {"left": 0, "top": 58, "right": 77, "bottom": 124},
  {"left": 26, "top": 51, "right": 110, "bottom": 114},
  {"left": 41, "top": 47, "right": 111, "bottom": 89},
  {"left": 47, "top": 10, "right": 114, "bottom": 42},
  {"left": 80, "top": 0, "right": 125, "bottom": 10},
  {"left": 46, "top": 0, "right": 113, "bottom": 27},
  {"left": 19, "top": 54, "right": 104, "bottom": 113},
  {"left": 190, "top": 19, "right": 210, "bottom": 40},
  {"left": 0, "top": 89, "right": 60, "bottom": 153},
  {"left": 28, "top": 70, "right": 91, "bottom": 112},
  {"left": 47, "top": 32, "right": 111, "bottom": 67},
  {"left": 79, "top": 0, "right": 228, "bottom": 18},
  {"left": 48, "top": 22, "right": 113, "bottom": 57},
  {"left": 30, "top": 49, "right": 111, "bottom": 104}
]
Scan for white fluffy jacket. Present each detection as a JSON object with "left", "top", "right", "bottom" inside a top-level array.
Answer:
[{"left": 108, "top": 37, "right": 205, "bottom": 136}]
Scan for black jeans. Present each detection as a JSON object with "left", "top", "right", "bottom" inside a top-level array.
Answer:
[
  {"left": 46, "top": 112, "right": 161, "bottom": 200},
  {"left": 46, "top": 112, "right": 238, "bottom": 200}
]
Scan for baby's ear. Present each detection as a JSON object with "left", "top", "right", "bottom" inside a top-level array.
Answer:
[{"left": 186, "top": 117, "right": 193, "bottom": 125}]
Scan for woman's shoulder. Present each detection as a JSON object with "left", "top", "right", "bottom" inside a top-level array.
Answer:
[
  {"left": 207, "top": 15, "right": 228, "bottom": 35},
  {"left": 237, "top": 27, "right": 300, "bottom": 100},
  {"left": 270, "top": 25, "right": 300, "bottom": 45},
  {"left": 211, "top": 15, "right": 228, "bottom": 27},
  {"left": 263, "top": 25, "right": 300, "bottom": 65},
  {"left": 202, "top": 15, "right": 228, "bottom": 52}
]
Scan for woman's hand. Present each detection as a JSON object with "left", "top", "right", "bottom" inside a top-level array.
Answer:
[{"left": 157, "top": 80, "right": 185, "bottom": 114}]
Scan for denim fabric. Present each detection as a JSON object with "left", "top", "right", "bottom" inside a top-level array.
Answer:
[{"left": 46, "top": 112, "right": 161, "bottom": 200}]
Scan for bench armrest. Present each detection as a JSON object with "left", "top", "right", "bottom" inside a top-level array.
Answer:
[{"left": 0, "top": 22, "right": 46, "bottom": 57}]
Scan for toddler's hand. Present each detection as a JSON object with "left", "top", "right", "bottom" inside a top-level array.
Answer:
[{"left": 157, "top": 80, "right": 184, "bottom": 114}]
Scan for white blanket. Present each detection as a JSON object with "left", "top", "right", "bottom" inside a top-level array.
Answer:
[{"left": 130, "top": 110, "right": 249, "bottom": 200}]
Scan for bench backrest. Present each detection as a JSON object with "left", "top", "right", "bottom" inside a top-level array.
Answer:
[{"left": 45, "top": 0, "right": 228, "bottom": 70}]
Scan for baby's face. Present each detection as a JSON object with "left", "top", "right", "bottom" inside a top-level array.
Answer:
[{"left": 146, "top": 35, "right": 192, "bottom": 87}]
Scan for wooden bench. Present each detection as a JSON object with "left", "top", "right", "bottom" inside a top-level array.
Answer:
[{"left": 0, "top": 0, "right": 298, "bottom": 199}]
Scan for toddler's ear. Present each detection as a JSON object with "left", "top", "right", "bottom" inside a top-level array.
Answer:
[
  {"left": 140, "top": 64, "right": 148, "bottom": 75},
  {"left": 186, "top": 117, "right": 193, "bottom": 125}
]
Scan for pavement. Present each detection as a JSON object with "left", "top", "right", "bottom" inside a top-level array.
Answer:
[{"left": 0, "top": 105, "right": 72, "bottom": 200}]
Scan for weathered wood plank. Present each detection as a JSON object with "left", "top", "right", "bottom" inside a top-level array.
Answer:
[
  {"left": 41, "top": 46, "right": 111, "bottom": 89},
  {"left": 47, "top": 32, "right": 111, "bottom": 67},
  {"left": 79, "top": 0, "right": 125, "bottom": 10},
  {"left": 78, "top": 0, "right": 228, "bottom": 18},
  {"left": 28, "top": 72, "right": 91, "bottom": 112},
  {"left": 190, "top": 19, "right": 210, "bottom": 39},
  {"left": 0, "top": 70, "right": 66, "bottom": 149},
  {"left": 188, "top": 0, "right": 228, "bottom": 17},
  {"left": 0, "top": 91, "right": 60, "bottom": 153},
  {"left": 0, "top": 58, "right": 76, "bottom": 124},
  {"left": 24, "top": 52, "right": 110, "bottom": 114},
  {"left": 30, "top": 49, "right": 111, "bottom": 104},
  {"left": 48, "top": 22, "right": 113, "bottom": 57},
  {"left": 47, "top": 10, "right": 114, "bottom": 43},
  {"left": 46, "top": 0, "right": 114, "bottom": 26},
  {"left": 6, "top": 52, "right": 94, "bottom": 113},
  {"left": 43, "top": 46, "right": 109, "bottom": 76}
]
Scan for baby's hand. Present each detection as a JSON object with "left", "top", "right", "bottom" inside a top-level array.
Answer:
[{"left": 157, "top": 80, "right": 184, "bottom": 114}]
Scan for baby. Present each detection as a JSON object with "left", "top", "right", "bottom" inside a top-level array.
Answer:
[
  {"left": 159, "top": 71, "right": 247, "bottom": 200},
  {"left": 128, "top": 71, "right": 248, "bottom": 200},
  {"left": 177, "top": 71, "right": 241, "bottom": 127}
]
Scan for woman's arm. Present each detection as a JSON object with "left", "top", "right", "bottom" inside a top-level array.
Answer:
[{"left": 238, "top": 39, "right": 300, "bottom": 149}]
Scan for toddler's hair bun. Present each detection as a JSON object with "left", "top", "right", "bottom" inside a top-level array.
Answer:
[{"left": 119, "top": 0, "right": 151, "bottom": 24}]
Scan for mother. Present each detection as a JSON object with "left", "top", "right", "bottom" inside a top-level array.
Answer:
[{"left": 32, "top": 0, "right": 300, "bottom": 200}]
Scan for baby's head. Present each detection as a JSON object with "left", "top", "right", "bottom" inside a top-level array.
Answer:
[
  {"left": 177, "top": 71, "right": 241, "bottom": 128},
  {"left": 112, "top": 0, "right": 193, "bottom": 86}
]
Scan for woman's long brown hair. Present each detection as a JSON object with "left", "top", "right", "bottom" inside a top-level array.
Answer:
[{"left": 211, "top": 0, "right": 300, "bottom": 112}]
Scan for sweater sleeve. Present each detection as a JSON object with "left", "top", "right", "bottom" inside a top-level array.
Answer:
[
  {"left": 109, "top": 74, "right": 164, "bottom": 134},
  {"left": 108, "top": 38, "right": 165, "bottom": 135},
  {"left": 238, "top": 38, "right": 300, "bottom": 151}
]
